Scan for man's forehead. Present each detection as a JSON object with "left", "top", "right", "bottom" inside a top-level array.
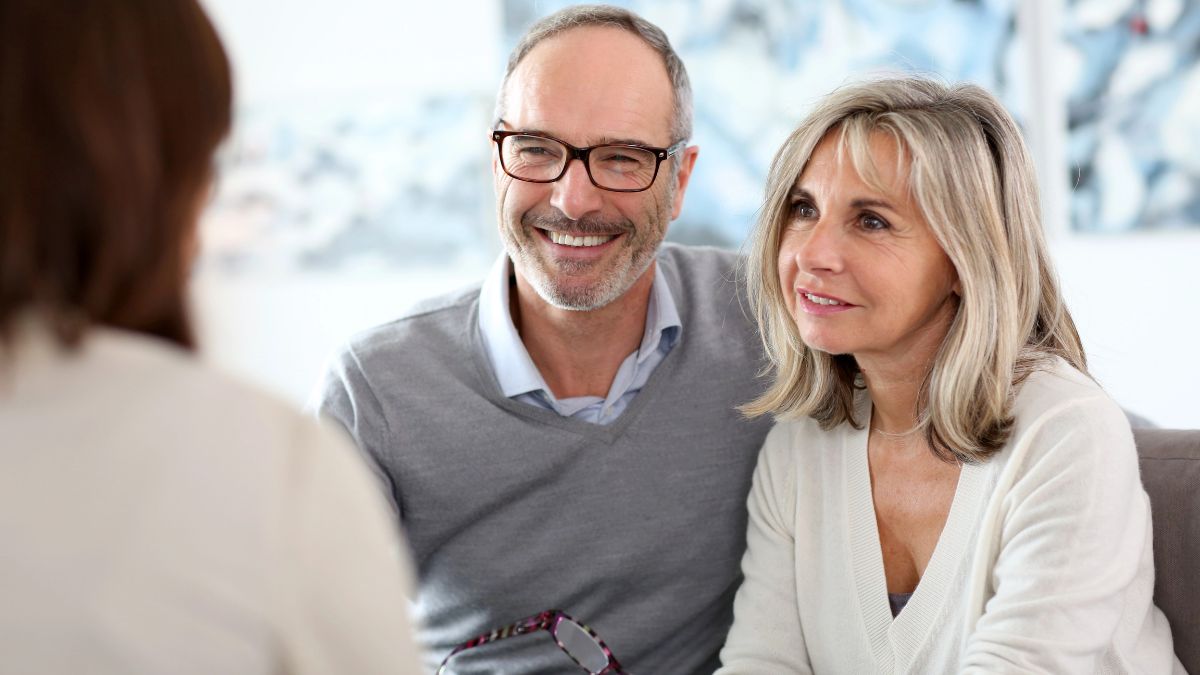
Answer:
[
  {"left": 498, "top": 122, "right": 658, "bottom": 148},
  {"left": 502, "top": 25, "right": 675, "bottom": 145}
]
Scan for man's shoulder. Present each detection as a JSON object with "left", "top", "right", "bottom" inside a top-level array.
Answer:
[
  {"left": 657, "top": 242, "right": 745, "bottom": 300},
  {"left": 658, "top": 241, "right": 742, "bottom": 275},
  {"left": 342, "top": 283, "right": 481, "bottom": 361},
  {"left": 657, "top": 243, "right": 754, "bottom": 330}
]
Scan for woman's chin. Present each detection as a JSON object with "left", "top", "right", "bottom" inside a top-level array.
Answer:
[{"left": 797, "top": 332, "right": 850, "bottom": 357}]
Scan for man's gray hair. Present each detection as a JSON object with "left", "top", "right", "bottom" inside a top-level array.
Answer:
[{"left": 494, "top": 4, "right": 693, "bottom": 143}]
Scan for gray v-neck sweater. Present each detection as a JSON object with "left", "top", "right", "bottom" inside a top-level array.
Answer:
[{"left": 316, "top": 244, "right": 774, "bottom": 674}]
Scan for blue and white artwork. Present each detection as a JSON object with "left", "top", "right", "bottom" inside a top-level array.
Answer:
[
  {"left": 505, "top": 0, "right": 1023, "bottom": 247},
  {"left": 202, "top": 93, "right": 497, "bottom": 274},
  {"left": 202, "top": 0, "right": 1024, "bottom": 274},
  {"left": 1064, "top": 0, "right": 1200, "bottom": 232},
  {"left": 200, "top": 0, "right": 1199, "bottom": 276}
]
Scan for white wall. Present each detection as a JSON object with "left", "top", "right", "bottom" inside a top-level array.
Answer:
[
  {"left": 202, "top": 0, "right": 501, "bottom": 104},
  {"left": 194, "top": 0, "right": 1200, "bottom": 429},
  {"left": 1052, "top": 233, "right": 1200, "bottom": 428},
  {"left": 191, "top": 264, "right": 489, "bottom": 408}
]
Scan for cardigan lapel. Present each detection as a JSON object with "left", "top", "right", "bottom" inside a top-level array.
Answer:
[
  {"left": 887, "top": 461, "right": 987, "bottom": 669},
  {"left": 845, "top": 417, "right": 897, "bottom": 672},
  {"left": 846, "top": 396, "right": 989, "bottom": 673}
]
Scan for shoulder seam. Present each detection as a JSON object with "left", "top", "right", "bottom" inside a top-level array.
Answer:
[{"left": 343, "top": 342, "right": 396, "bottom": 447}]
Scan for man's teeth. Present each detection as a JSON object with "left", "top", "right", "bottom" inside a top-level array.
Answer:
[
  {"left": 805, "top": 293, "right": 844, "bottom": 306},
  {"left": 548, "top": 231, "right": 616, "bottom": 247}
]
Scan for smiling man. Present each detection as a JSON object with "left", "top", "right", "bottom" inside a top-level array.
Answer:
[{"left": 314, "top": 5, "right": 772, "bottom": 673}]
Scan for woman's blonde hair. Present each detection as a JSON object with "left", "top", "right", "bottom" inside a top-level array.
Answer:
[{"left": 742, "top": 77, "right": 1086, "bottom": 463}]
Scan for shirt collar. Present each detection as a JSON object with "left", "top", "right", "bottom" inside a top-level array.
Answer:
[
  {"left": 477, "top": 253, "right": 546, "bottom": 398},
  {"left": 477, "top": 252, "right": 682, "bottom": 399},
  {"left": 639, "top": 259, "right": 682, "bottom": 364}
]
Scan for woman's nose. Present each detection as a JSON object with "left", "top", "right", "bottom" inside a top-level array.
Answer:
[{"left": 792, "top": 220, "right": 844, "bottom": 275}]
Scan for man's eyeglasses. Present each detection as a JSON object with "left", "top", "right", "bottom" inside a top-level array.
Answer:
[
  {"left": 437, "top": 609, "right": 630, "bottom": 674},
  {"left": 492, "top": 129, "right": 685, "bottom": 193}
]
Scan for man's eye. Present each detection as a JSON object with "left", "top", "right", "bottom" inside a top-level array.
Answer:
[{"left": 594, "top": 149, "right": 652, "bottom": 171}]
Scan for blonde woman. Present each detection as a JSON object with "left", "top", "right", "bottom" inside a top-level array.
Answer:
[{"left": 717, "top": 78, "right": 1182, "bottom": 673}]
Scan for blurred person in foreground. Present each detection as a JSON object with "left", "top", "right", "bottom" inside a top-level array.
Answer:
[
  {"left": 0, "top": 1, "right": 422, "bottom": 673},
  {"left": 716, "top": 77, "right": 1183, "bottom": 673},
  {"left": 313, "top": 4, "right": 773, "bottom": 673}
]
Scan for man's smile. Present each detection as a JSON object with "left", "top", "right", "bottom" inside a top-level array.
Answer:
[{"left": 546, "top": 230, "right": 617, "bottom": 247}]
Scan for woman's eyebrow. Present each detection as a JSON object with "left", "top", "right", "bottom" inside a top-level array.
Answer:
[{"left": 850, "top": 198, "right": 896, "bottom": 211}]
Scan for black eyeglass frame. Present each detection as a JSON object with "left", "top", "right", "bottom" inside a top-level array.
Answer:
[{"left": 492, "top": 129, "right": 686, "bottom": 193}]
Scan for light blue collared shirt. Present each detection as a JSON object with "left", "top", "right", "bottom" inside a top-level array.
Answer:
[{"left": 477, "top": 253, "right": 682, "bottom": 425}]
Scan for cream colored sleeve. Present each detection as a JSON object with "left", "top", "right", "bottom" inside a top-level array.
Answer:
[
  {"left": 275, "top": 418, "right": 424, "bottom": 675},
  {"left": 961, "top": 394, "right": 1169, "bottom": 673},
  {"left": 716, "top": 423, "right": 814, "bottom": 674}
]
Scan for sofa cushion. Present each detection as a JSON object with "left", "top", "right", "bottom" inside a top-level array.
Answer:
[{"left": 1135, "top": 428, "right": 1200, "bottom": 673}]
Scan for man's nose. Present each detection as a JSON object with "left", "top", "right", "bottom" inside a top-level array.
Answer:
[{"left": 549, "top": 159, "right": 605, "bottom": 221}]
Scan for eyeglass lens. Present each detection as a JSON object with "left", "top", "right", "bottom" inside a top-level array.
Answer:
[
  {"left": 500, "top": 134, "right": 659, "bottom": 190},
  {"left": 553, "top": 618, "right": 610, "bottom": 673}
]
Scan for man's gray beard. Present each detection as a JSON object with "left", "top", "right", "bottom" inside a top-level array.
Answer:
[
  {"left": 517, "top": 245, "right": 657, "bottom": 312},
  {"left": 500, "top": 214, "right": 660, "bottom": 311},
  {"left": 502, "top": 180, "right": 674, "bottom": 311}
]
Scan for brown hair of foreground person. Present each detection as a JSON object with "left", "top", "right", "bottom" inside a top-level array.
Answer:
[{"left": 0, "top": 0, "right": 232, "bottom": 351}]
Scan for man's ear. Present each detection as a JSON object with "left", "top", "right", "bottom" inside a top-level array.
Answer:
[
  {"left": 669, "top": 145, "right": 699, "bottom": 220},
  {"left": 490, "top": 130, "right": 501, "bottom": 175}
]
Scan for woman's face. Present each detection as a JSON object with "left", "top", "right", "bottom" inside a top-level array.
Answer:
[{"left": 777, "top": 130, "right": 960, "bottom": 373}]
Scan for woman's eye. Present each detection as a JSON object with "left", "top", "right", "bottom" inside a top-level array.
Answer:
[
  {"left": 861, "top": 213, "right": 889, "bottom": 231},
  {"left": 790, "top": 201, "right": 817, "bottom": 219}
]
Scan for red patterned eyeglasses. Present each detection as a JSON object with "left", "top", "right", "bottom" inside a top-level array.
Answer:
[{"left": 436, "top": 609, "right": 630, "bottom": 674}]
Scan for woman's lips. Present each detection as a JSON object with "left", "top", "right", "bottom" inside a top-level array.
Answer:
[{"left": 796, "top": 288, "right": 856, "bottom": 314}]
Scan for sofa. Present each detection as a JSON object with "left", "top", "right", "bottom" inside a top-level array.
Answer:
[{"left": 1135, "top": 428, "right": 1200, "bottom": 672}]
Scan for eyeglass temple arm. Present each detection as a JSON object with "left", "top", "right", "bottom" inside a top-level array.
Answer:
[{"left": 436, "top": 610, "right": 559, "bottom": 671}]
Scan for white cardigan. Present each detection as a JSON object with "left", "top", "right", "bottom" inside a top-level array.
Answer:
[
  {"left": 0, "top": 324, "right": 423, "bottom": 674},
  {"left": 718, "top": 359, "right": 1183, "bottom": 674}
]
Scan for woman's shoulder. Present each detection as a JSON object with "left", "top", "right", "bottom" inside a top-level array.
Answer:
[
  {"left": 1002, "top": 356, "right": 1135, "bottom": 469},
  {"left": 761, "top": 413, "right": 855, "bottom": 467},
  {"left": 1013, "top": 356, "right": 1124, "bottom": 428},
  {"left": 13, "top": 326, "right": 347, "bottom": 470},
  {"left": 95, "top": 328, "right": 312, "bottom": 438}
]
